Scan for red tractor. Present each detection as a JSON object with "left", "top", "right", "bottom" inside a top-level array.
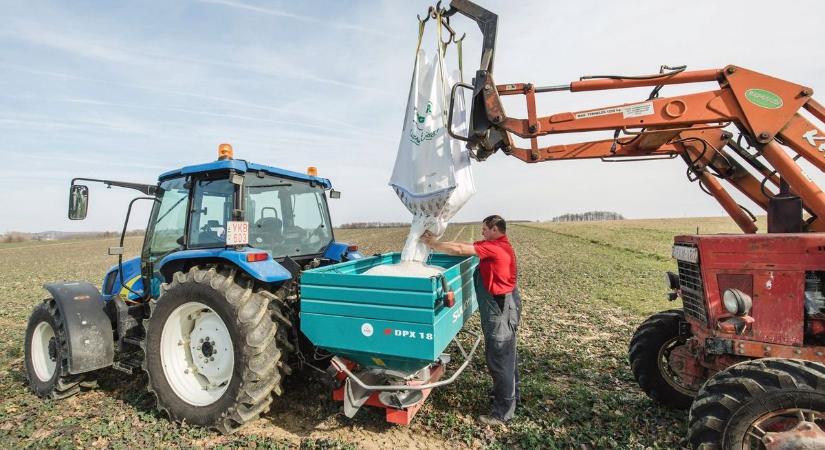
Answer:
[
  {"left": 632, "top": 234, "right": 825, "bottom": 448},
  {"left": 439, "top": 1, "right": 825, "bottom": 447}
]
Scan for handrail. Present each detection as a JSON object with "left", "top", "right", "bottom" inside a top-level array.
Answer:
[{"left": 330, "top": 329, "right": 481, "bottom": 392}]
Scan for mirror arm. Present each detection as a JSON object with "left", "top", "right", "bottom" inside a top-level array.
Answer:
[{"left": 72, "top": 177, "right": 157, "bottom": 196}]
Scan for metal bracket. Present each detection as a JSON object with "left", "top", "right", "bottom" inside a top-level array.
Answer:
[
  {"left": 704, "top": 337, "right": 734, "bottom": 355},
  {"left": 447, "top": 81, "right": 474, "bottom": 143}
]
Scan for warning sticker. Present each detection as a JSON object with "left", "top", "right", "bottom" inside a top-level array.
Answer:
[
  {"left": 622, "top": 102, "right": 654, "bottom": 118},
  {"left": 574, "top": 102, "right": 654, "bottom": 120},
  {"left": 226, "top": 221, "right": 249, "bottom": 246},
  {"left": 574, "top": 107, "right": 622, "bottom": 120}
]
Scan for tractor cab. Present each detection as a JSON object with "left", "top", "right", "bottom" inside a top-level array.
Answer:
[{"left": 67, "top": 144, "right": 356, "bottom": 302}]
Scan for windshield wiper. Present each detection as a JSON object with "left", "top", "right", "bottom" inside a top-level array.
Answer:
[{"left": 157, "top": 194, "right": 188, "bottom": 223}]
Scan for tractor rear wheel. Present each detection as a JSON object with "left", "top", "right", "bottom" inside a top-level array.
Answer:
[
  {"left": 629, "top": 309, "right": 699, "bottom": 410},
  {"left": 24, "top": 301, "right": 86, "bottom": 399},
  {"left": 143, "top": 266, "right": 284, "bottom": 433},
  {"left": 686, "top": 358, "right": 825, "bottom": 450}
]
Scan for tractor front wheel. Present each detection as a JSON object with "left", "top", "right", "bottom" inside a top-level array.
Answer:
[
  {"left": 143, "top": 266, "right": 284, "bottom": 433},
  {"left": 629, "top": 309, "right": 700, "bottom": 410},
  {"left": 687, "top": 358, "right": 825, "bottom": 450},
  {"left": 24, "top": 301, "right": 87, "bottom": 399}
]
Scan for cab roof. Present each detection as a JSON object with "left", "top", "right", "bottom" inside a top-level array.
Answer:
[{"left": 158, "top": 159, "right": 332, "bottom": 189}]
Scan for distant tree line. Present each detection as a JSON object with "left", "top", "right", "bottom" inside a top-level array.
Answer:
[
  {"left": 339, "top": 222, "right": 410, "bottom": 229},
  {"left": 1, "top": 232, "right": 31, "bottom": 243},
  {"left": 0, "top": 230, "right": 145, "bottom": 243},
  {"left": 550, "top": 211, "right": 625, "bottom": 222}
]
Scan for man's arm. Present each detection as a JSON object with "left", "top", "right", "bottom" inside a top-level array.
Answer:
[{"left": 421, "top": 232, "right": 477, "bottom": 256}]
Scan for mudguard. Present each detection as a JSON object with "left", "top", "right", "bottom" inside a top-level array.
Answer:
[
  {"left": 323, "top": 242, "right": 364, "bottom": 262},
  {"left": 43, "top": 282, "right": 114, "bottom": 374},
  {"left": 158, "top": 248, "right": 293, "bottom": 283}
]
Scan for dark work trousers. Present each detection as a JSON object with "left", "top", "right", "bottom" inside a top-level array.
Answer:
[{"left": 474, "top": 268, "right": 521, "bottom": 421}]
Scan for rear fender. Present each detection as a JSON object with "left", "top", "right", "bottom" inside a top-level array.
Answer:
[
  {"left": 323, "top": 242, "right": 363, "bottom": 262},
  {"left": 158, "top": 248, "right": 293, "bottom": 284},
  {"left": 43, "top": 282, "right": 114, "bottom": 374}
]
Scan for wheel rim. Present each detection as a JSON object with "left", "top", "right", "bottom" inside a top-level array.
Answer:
[
  {"left": 30, "top": 321, "right": 57, "bottom": 381},
  {"left": 744, "top": 408, "right": 825, "bottom": 450},
  {"left": 657, "top": 336, "right": 699, "bottom": 396},
  {"left": 160, "top": 301, "right": 234, "bottom": 406}
]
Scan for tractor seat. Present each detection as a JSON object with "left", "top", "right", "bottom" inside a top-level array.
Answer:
[
  {"left": 196, "top": 220, "right": 224, "bottom": 245},
  {"left": 255, "top": 217, "right": 283, "bottom": 241}
]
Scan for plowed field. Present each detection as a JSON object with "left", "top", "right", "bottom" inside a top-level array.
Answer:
[{"left": 0, "top": 217, "right": 748, "bottom": 449}]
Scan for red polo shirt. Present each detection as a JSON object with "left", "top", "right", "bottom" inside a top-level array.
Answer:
[{"left": 473, "top": 235, "right": 517, "bottom": 295}]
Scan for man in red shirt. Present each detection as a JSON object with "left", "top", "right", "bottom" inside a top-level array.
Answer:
[{"left": 422, "top": 215, "right": 521, "bottom": 426}]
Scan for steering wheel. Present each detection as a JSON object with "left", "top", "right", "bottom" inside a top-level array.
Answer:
[
  {"left": 308, "top": 225, "right": 326, "bottom": 242},
  {"left": 201, "top": 219, "right": 222, "bottom": 232}
]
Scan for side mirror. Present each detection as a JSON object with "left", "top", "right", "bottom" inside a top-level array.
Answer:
[
  {"left": 329, "top": 190, "right": 341, "bottom": 199},
  {"left": 68, "top": 184, "right": 89, "bottom": 220}
]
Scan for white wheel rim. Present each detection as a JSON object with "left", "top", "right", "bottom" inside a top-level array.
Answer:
[
  {"left": 160, "top": 301, "right": 234, "bottom": 406},
  {"left": 31, "top": 321, "right": 57, "bottom": 381}
]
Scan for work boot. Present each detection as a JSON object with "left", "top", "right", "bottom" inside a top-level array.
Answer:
[{"left": 477, "top": 414, "right": 506, "bottom": 427}]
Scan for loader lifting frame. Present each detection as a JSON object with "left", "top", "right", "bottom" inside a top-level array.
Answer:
[{"left": 443, "top": 0, "right": 825, "bottom": 235}]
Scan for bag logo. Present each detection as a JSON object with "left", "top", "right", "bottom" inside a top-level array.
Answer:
[
  {"left": 410, "top": 101, "right": 440, "bottom": 145},
  {"left": 744, "top": 89, "right": 783, "bottom": 109}
]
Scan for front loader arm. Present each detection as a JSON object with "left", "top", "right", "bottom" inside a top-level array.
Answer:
[{"left": 443, "top": 0, "right": 825, "bottom": 234}]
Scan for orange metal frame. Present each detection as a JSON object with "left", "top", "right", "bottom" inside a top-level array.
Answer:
[{"left": 471, "top": 65, "right": 825, "bottom": 233}]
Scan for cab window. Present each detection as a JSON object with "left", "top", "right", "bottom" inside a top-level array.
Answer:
[
  {"left": 188, "top": 179, "right": 234, "bottom": 248},
  {"left": 148, "top": 177, "right": 188, "bottom": 256}
]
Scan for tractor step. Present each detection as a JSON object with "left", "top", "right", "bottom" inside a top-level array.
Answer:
[
  {"left": 122, "top": 336, "right": 144, "bottom": 347},
  {"left": 112, "top": 358, "right": 143, "bottom": 374}
]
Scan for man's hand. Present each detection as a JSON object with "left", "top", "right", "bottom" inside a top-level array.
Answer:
[
  {"left": 420, "top": 230, "right": 477, "bottom": 257},
  {"left": 421, "top": 230, "right": 437, "bottom": 248}
]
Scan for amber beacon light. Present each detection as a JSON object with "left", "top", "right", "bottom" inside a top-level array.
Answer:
[{"left": 218, "top": 143, "right": 234, "bottom": 160}]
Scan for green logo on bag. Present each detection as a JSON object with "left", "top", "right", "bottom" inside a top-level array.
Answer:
[
  {"left": 745, "top": 89, "right": 783, "bottom": 109},
  {"left": 416, "top": 102, "right": 432, "bottom": 124},
  {"left": 410, "top": 101, "right": 441, "bottom": 145},
  {"left": 409, "top": 127, "right": 440, "bottom": 145}
]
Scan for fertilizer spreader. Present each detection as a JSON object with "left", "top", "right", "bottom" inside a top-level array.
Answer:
[{"left": 301, "top": 252, "right": 480, "bottom": 424}]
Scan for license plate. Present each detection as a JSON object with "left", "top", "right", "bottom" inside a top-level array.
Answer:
[
  {"left": 672, "top": 245, "right": 699, "bottom": 263},
  {"left": 226, "top": 221, "right": 249, "bottom": 246}
]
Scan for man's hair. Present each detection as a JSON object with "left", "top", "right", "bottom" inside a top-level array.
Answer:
[{"left": 483, "top": 215, "right": 506, "bottom": 233}]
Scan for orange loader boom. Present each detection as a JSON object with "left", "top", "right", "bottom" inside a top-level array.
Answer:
[{"left": 441, "top": 0, "right": 825, "bottom": 234}]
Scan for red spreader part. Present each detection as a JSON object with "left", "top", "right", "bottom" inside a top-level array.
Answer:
[{"left": 332, "top": 360, "right": 447, "bottom": 426}]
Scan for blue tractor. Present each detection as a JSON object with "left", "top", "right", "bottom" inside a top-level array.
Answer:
[{"left": 23, "top": 144, "right": 362, "bottom": 433}]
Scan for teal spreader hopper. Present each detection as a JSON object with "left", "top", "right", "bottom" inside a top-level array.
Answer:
[{"left": 300, "top": 252, "right": 481, "bottom": 424}]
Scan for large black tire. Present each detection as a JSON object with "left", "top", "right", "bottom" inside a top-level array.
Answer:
[
  {"left": 143, "top": 266, "right": 285, "bottom": 434},
  {"left": 23, "top": 301, "right": 86, "bottom": 399},
  {"left": 628, "top": 309, "right": 698, "bottom": 410},
  {"left": 687, "top": 358, "right": 825, "bottom": 450}
]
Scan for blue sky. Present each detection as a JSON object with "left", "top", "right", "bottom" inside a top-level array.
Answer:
[{"left": 2, "top": 0, "right": 825, "bottom": 233}]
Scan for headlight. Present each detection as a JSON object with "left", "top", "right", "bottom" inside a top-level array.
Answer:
[
  {"left": 665, "top": 271, "right": 680, "bottom": 290},
  {"left": 723, "top": 289, "right": 752, "bottom": 316}
]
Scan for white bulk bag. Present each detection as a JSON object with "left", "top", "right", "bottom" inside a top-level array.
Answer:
[{"left": 390, "top": 31, "right": 476, "bottom": 263}]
